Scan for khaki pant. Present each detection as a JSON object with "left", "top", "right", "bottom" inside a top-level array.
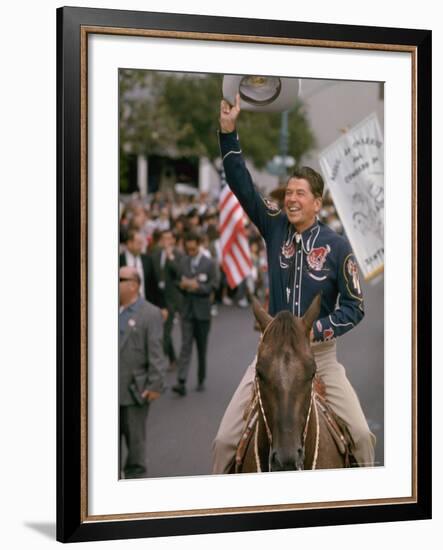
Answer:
[{"left": 212, "top": 340, "right": 376, "bottom": 473}]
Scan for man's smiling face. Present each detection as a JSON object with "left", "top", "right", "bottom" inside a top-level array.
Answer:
[{"left": 284, "top": 177, "right": 322, "bottom": 233}]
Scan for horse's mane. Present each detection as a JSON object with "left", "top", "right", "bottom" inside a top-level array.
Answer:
[{"left": 265, "top": 311, "right": 304, "bottom": 349}]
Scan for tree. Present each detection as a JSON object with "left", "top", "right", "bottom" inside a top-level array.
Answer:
[
  {"left": 161, "top": 73, "right": 223, "bottom": 165},
  {"left": 237, "top": 104, "right": 315, "bottom": 169},
  {"left": 119, "top": 69, "right": 315, "bottom": 179}
]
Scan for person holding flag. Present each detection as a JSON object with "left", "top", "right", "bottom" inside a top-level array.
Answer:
[{"left": 212, "top": 93, "right": 376, "bottom": 473}]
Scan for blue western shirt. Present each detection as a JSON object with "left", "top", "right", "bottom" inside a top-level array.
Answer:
[{"left": 219, "top": 130, "right": 364, "bottom": 342}]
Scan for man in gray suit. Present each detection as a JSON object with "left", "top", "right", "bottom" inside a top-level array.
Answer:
[
  {"left": 172, "top": 232, "right": 217, "bottom": 396},
  {"left": 119, "top": 266, "right": 167, "bottom": 479},
  {"left": 150, "top": 229, "right": 184, "bottom": 368}
]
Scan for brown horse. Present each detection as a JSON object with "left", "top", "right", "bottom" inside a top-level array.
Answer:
[{"left": 236, "top": 295, "right": 354, "bottom": 473}]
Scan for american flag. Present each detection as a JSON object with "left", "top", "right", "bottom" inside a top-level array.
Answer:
[{"left": 218, "top": 172, "right": 253, "bottom": 289}]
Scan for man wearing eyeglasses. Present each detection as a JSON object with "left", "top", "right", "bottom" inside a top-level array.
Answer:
[{"left": 119, "top": 266, "right": 167, "bottom": 479}]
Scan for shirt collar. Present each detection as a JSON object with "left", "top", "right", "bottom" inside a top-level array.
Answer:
[
  {"left": 191, "top": 251, "right": 202, "bottom": 265},
  {"left": 298, "top": 218, "right": 319, "bottom": 236},
  {"left": 126, "top": 250, "right": 141, "bottom": 263},
  {"left": 300, "top": 220, "right": 321, "bottom": 252},
  {"left": 121, "top": 296, "right": 143, "bottom": 314},
  {"left": 289, "top": 219, "right": 321, "bottom": 252}
]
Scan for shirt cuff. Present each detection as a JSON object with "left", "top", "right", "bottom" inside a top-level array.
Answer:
[
  {"left": 312, "top": 317, "right": 336, "bottom": 342},
  {"left": 218, "top": 130, "right": 240, "bottom": 157}
]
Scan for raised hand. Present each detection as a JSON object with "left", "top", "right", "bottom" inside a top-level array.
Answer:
[{"left": 219, "top": 92, "right": 241, "bottom": 133}]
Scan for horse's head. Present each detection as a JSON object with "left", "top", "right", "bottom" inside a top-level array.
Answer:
[{"left": 252, "top": 295, "right": 321, "bottom": 471}]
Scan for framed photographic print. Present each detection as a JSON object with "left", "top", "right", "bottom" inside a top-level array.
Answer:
[{"left": 57, "top": 6, "right": 431, "bottom": 543}]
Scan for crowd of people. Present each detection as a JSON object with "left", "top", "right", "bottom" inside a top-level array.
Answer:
[
  {"left": 118, "top": 189, "right": 256, "bottom": 478},
  {"left": 118, "top": 186, "right": 344, "bottom": 478},
  {"left": 119, "top": 189, "right": 271, "bottom": 310},
  {"left": 119, "top": 187, "right": 343, "bottom": 308}
]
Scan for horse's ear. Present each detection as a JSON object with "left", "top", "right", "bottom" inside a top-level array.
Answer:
[
  {"left": 251, "top": 296, "right": 273, "bottom": 333},
  {"left": 302, "top": 293, "right": 322, "bottom": 331}
]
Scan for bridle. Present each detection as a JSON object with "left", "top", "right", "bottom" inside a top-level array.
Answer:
[{"left": 254, "top": 318, "right": 320, "bottom": 472}]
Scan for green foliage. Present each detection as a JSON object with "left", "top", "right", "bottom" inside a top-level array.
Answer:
[
  {"left": 119, "top": 70, "right": 178, "bottom": 156},
  {"left": 236, "top": 104, "right": 315, "bottom": 169},
  {"left": 161, "top": 73, "right": 222, "bottom": 161},
  {"left": 119, "top": 70, "right": 315, "bottom": 170}
]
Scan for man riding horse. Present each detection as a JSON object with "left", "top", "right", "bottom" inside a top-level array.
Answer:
[{"left": 212, "top": 93, "right": 376, "bottom": 473}]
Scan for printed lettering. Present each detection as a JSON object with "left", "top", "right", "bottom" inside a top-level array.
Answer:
[{"left": 344, "top": 162, "right": 370, "bottom": 183}]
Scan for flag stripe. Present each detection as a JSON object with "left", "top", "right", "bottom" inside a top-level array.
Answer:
[
  {"left": 231, "top": 242, "right": 251, "bottom": 274},
  {"left": 229, "top": 248, "right": 246, "bottom": 279},
  {"left": 219, "top": 180, "right": 252, "bottom": 289},
  {"left": 219, "top": 187, "right": 235, "bottom": 211},
  {"left": 221, "top": 219, "right": 243, "bottom": 257},
  {"left": 219, "top": 200, "right": 243, "bottom": 236},
  {"left": 236, "top": 233, "right": 253, "bottom": 268},
  {"left": 223, "top": 253, "right": 242, "bottom": 289},
  {"left": 222, "top": 226, "right": 253, "bottom": 270}
]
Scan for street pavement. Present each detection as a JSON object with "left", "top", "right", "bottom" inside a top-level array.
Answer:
[{"left": 136, "top": 277, "right": 384, "bottom": 478}]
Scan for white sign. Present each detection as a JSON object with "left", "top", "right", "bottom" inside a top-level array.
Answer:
[{"left": 319, "top": 113, "right": 384, "bottom": 281}]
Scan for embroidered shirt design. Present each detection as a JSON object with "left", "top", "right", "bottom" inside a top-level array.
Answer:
[
  {"left": 344, "top": 255, "right": 363, "bottom": 299},
  {"left": 261, "top": 196, "right": 281, "bottom": 216},
  {"left": 307, "top": 245, "right": 331, "bottom": 271},
  {"left": 281, "top": 239, "right": 296, "bottom": 259}
]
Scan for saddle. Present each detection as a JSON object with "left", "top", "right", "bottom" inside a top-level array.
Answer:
[{"left": 234, "top": 375, "right": 355, "bottom": 471}]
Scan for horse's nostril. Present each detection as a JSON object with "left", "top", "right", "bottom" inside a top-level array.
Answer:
[
  {"left": 270, "top": 450, "right": 301, "bottom": 471},
  {"left": 270, "top": 451, "right": 283, "bottom": 470},
  {"left": 295, "top": 448, "right": 305, "bottom": 470}
]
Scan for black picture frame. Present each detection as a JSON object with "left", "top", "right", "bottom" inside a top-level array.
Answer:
[{"left": 56, "top": 6, "right": 432, "bottom": 543}]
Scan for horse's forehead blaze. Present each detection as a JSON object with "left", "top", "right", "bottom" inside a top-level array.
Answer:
[
  {"left": 259, "top": 318, "right": 314, "bottom": 384},
  {"left": 272, "top": 362, "right": 292, "bottom": 387},
  {"left": 261, "top": 354, "right": 306, "bottom": 385}
]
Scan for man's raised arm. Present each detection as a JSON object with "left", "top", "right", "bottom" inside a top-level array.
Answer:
[{"left": 218, "top": 94, "right": 283, "bottom": 240}]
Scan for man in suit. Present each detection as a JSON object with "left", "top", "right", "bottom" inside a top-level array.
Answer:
[
  {"left": 151, "top": 229, "right": 184, "bottom": 368},
  {"left": 172, "top": 232, "right": 217, "bottom": 396},
  {"left": 119, "top": 266, "right": 167, "bottom": 479},
  {"left": 119, "top": 229, "right": 157, "bottom": 302}
]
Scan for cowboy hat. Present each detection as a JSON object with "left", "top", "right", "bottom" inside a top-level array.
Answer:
[{"left": 223, "top": 74, "right": 301, "bottom": 112}]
